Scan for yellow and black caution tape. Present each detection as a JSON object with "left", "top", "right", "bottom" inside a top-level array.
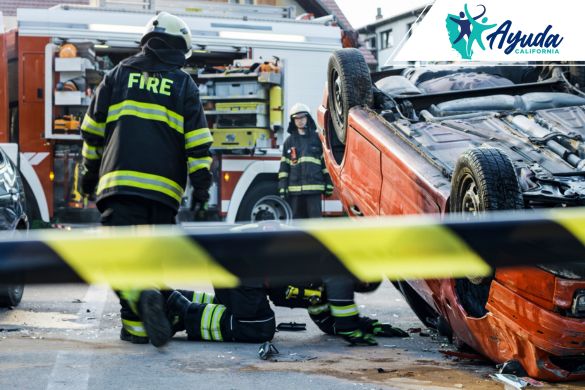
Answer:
[{"left": 0, "top": 207, "right": 584, "bottom": 289}]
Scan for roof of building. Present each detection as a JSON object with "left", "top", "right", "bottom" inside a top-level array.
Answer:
[
  {"left": 357, "top": 5, "right": 429, "bottom": 33},
  {"left": 297, "top": 0, "right": 376, "bottom": 66}
]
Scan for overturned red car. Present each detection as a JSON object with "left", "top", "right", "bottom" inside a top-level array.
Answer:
[{"left": 317, "top": 48, "right": 585, "bottom": 381}]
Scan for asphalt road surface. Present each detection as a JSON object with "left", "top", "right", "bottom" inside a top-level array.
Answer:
[{"left": 0, "top": 282, "right": 583, "bottom": 389}]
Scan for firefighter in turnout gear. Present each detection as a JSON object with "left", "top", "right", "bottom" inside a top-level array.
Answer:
[
  {"left": 268, "top": 277, "right": 408, "bottom": 346},
  {"left": 166, "top": 287, "right": 276, "bottom": 343},
  {"left": 278, "top": 103, "right": 333, "bottom": 218},
  {"left": 164, "top": 279, "right": 407, "bottom": 346},
  {"left": 79, "top": 12, "right": 213, "bottom": 348}
]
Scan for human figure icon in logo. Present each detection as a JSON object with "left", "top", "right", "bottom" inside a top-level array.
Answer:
[
  {"left": 465, "top": 3, "right": 496, "bottom": 57},
  {"left": 449, "top": 5, "right": 486, "bottom": 45}
]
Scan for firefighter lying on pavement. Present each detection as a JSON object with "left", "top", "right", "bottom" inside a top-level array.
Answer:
[
  {"left": 79, "top": 12, "right": 213, "bottom": 348},
  {"left": 163, "top": 277, "right": 408, "bottom": 345},
  {"left": 278, "top": 103, "right": 334, "bottom": 219}
]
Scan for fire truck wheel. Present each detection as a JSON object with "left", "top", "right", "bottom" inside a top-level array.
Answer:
[{"left": 236, "top": 181, "right": 292, "bottom": 223}]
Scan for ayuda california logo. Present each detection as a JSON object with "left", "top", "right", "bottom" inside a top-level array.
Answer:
[{"left": 446, "top": 3, "right": 564, "bottom": 59}]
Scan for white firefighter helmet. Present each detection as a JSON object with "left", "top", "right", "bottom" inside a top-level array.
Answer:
[
  {"left": 141, "top": 12, "right": 192, "bottom": 58},
  {"left": 289, "top": 102, "right": 311, "bottom": 119}
]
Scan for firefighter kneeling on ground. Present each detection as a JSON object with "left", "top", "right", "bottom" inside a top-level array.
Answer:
[
  {"left": 79, "top": 12, "right": 213, "bottom": 348},
  {"left": 163, "top": 276, "right": 408, "bottom": 345},
  {"left": 278, "top": 103, "right": 334, "bottom": 219}
]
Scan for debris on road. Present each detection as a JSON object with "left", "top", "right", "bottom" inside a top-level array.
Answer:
[
  {"left": 258, "top": 341, "right": 279, "bottom": 360},
  {"left": 276, "top": 322, "right": 306, "bottom": 332},
  {"left": 490, "top": 373, "right": 528, "bottom": 389}
]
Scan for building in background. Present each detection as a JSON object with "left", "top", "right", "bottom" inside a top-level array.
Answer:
[{"left": 358, "top": 5, "right": 429, "bottom": 70}]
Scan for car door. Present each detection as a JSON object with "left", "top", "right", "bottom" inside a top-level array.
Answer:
[{"left": 340, "top": 125, "right": 382, "bottom": 217}]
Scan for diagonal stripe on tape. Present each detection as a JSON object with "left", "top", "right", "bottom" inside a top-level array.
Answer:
[
  {"left": 447, "top": 217, "right": 585, "bottom": 268},
  {"left": 0, "top": 241, "right": 84, "bottom": 284},
  {"left": 303, "top": 217, "right": 492, "bottom": 281},
  {"left": 190, "top": 229, "right": 355, "bottom": 286},
  {"left": 551, "top": 208, "right": 585, "bottom": 249},
  {"left": 40, "top": 227, "right": 239, "bottom": 289}
]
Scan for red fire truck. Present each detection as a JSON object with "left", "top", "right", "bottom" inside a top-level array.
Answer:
[{"left": 0, "top": 4, "right": 343, "bottom": 226}]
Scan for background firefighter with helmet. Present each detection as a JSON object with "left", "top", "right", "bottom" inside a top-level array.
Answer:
[
  {"left": 278, "top": 103, "right": 334, "bottom": 218},
  {"left": 79, "top": 12, "right": 214, "bottom": 348},
  {"left": 162, "top": 277, "right": 408, "bottom": 346}
]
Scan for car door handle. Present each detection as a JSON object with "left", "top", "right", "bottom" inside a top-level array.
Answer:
[{"left": 349, "top": 205, "right": 363, "bottom": 216}]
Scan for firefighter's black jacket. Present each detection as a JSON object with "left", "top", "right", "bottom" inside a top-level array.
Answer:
[
  {"left": 278, "top": 117, "right": 333, "bottom": 196},
  {"left": 81, "top": 39, "right": 213, "bottom": 211}
]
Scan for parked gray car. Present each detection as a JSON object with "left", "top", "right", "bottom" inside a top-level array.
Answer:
[{"left": 0, "top": 146, "right": 28, "bottom": 307}]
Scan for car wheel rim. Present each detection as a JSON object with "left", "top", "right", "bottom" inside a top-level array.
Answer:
[
  {"left": 461, "top": 174, "right": 480, "bottom": 215},
  {"left": 251, "top": 195, "right": 292, "bottom": 222},
  {"left": 459, "top": 174, "right": 487, "bottom": 285},
  {"left": 332, "top": 69, "right": 344, "bottom": 126}
]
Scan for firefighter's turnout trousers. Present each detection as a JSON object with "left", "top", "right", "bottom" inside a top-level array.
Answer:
[
  {"left": 174, "top": 288, "right": 275, "bottom": 343},
  {"left": 100, "top": 195, "right": 176, "bottom": 339},
  {"left": 267, "top": 276, "right": 360, "bottom": 335},
  {"left": 289, "top": 194, "right": 322, "bottom": 219}
]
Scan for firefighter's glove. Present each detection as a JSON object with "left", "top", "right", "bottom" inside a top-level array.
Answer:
[
  {"left": 339, "top": 329, "right": 377, "bottom": 346},
  {"left": 359, "top": 316, "right": 408, "bottom": 338},
  {"left": 192, "top": 188, "right": 210, "bottom": 205},
  {"left": 372, "top": 322, "right": 409, "bottom": 338},
  {"left": 192, "top": 201, "right": 208, "bottom": 221},
  {"left": 279, "top": 187, "right": 288, "bottom": 199},
  {"left": 324, "top": 186, "right": 334, "bottom": 197},
  {"left": 80, "top": 166, "right": 99, "bottom": 197}
]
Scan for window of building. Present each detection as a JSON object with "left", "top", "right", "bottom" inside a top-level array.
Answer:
[
  {"left": 380, "top": 29, "right": 394, "bottom": 49},
  {"left": 366, "top": 36, "right": 376, "bottom": 50}
]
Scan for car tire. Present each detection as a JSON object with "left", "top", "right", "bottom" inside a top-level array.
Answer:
[
  {"left": 235, "top": 181, "right": 292, "bottom": 223},
  {"left": 392, "top": 281, "right": 438, "bottom": 329},
  {"left": 327, "top": 48, "right": 373, "bottom": 144},
  {"left": 451, "top": 147, "right": 523, "bottom": 214},
  {"left": 450, "top": 147, "right": 523, "bottom": 317}
]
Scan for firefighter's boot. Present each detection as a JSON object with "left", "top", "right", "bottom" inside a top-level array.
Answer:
[
  {"left": 166, "top": 290, "right": 192, "bottom": 333},
  {"left": 120, "top": 320, "right": 149, "bottom": 344},
  {"left": 138, "top": 289, "right": 172, "bottom": 348},
  {"left": 118, "top": 290, "right": 149, "bottom": 344}
]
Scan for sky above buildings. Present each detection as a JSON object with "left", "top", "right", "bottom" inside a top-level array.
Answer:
[{"left": 336, "top": 0, "right": 432, "bottom": 29}]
